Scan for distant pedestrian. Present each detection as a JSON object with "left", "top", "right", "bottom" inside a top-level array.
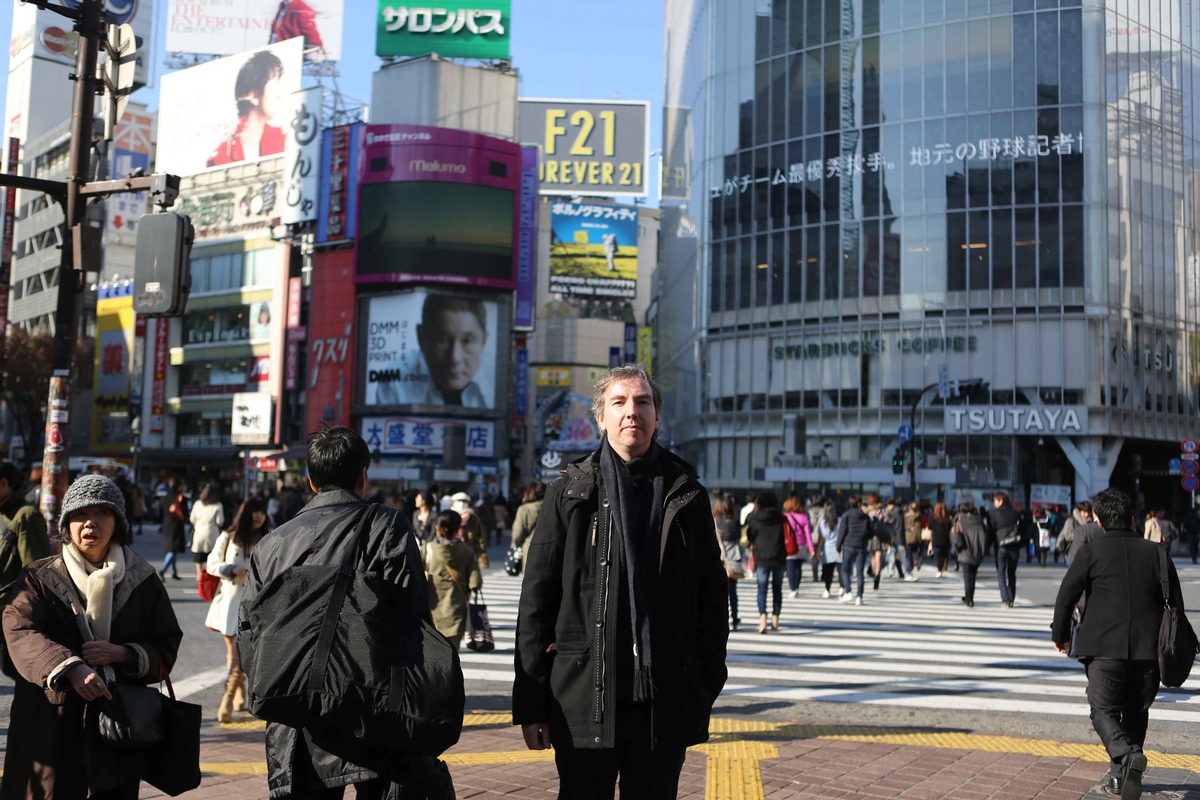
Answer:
[
  {"left": 745, "top": 491, "right": 787, "bottom": 633},
  {"left": 452, "top": 492, "right": 488, "bottom": 570},
  {"left": 815, "top": 499, "right": 843, "bottom": 598},
  {"left": 835, "top": 495, "right": 873, "bottom": 606},
  {"left": 903, "top": 502, "right": 923, "bottom": 579},
  {"left": 206, "top": 497, "right": 268, "bottom": 723},
  {"left": 188, "top": 482, "right": 225, "bottom": 568},
  {"left": 989, "top": 492, "right": 1022, "bottom": 607},
  {"left": 1181, "top": 505, "right": 1200, "bottom": 563},
  {"left": 411, "top": 490, "right": 437, "bottom": 542},
  {"left": 1060, "top": 501, "right": 1103, "bottom": 564},
  {"left": 782, "top": 495, "right": 813, "bottom": 597},
  {"left": 0, "top": 461, "right": 50, "bottom": 606},
  {"left": 927, "top": 501, "right": 952, "bottom": 577},
  {"left": 423, "top": 509, "right": 482, "bottom": 651},
  {"left": 714, "top": 494, "right": 744, "bottom": 630},
  {"left": 1052, "top": 488, "right": 1179, "bottom": 800},
  {"left": 952, "top": 502, "right": 987, "bottom": 607},
  {"left": 509, "top": 482, "right": 545, "bottom": 574},
  {"left": 159, "top": 479, "right": 188, "bottom": 580}
]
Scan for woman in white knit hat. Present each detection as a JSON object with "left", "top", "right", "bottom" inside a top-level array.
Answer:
[{"left": 1, "top": 473, "right": 183, "bottom": 799}]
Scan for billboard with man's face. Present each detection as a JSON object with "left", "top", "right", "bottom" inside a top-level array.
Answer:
[
  {"left": 166, "top": 0, "right": 344, "bottom": 60},
  {"left": 363, "top": 290, "right": 500, "bottom": 411},
  {"left": 156, "top": 38, "right": 303, "bottom": 177}
]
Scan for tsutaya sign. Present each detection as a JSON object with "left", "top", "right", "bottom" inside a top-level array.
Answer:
[{"left": 946, "top": 406, "right": 1086, "bottom": 436}]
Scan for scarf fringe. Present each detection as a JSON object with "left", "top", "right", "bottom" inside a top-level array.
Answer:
[{"left": 633, "top": 664, "right": 654, "bottom": 702}]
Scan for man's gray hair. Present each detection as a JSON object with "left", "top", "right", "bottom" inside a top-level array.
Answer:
[{"left": 591, "top": 364, "right": 662, "bottom": 424}]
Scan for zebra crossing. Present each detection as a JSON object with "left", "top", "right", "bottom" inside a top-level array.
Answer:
[{"left": 463, "top": 565, "right": 1200, "bottom": 725}]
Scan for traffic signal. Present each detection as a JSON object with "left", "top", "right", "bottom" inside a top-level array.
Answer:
[
  {"left": 892, "top": 447, "right": 905, "bottom": 475},
  {"left": 133, "top": 212, "right": 194, "bottom": 316}
]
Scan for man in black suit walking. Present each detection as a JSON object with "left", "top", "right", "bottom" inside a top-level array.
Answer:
[{"left": 1051, "top": 487, "right": 1183, "bottom": 800}]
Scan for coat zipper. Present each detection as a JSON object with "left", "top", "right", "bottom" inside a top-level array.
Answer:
[{"left": 593, "top": 497, "right": 612, "bottom": 726}]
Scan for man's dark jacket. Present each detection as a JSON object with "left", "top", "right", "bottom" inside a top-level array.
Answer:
[
  {"left": 988, "top": 500, "right": 1021, "bottom": 547},
  {"left": 1051, "top": 527, "right": 1183, "bottom": 659},
  {"left": 835, "top": 507, "right": 873, "bottom": 550},
  {"left": 239, "top": 489, "right": 432, "bottom": 799},
  {"left": 513, "top": 446, "right": 728, "bottom": 751}
]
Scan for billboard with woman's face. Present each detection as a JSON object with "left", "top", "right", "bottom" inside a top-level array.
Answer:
[{"left": 156, "top": 38, "right": 303, "bottom": 176}]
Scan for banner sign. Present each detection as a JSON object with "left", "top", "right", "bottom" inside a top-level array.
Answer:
[
  {"left": 1030, "top": 484, "right": 1072, "bottom": 507},
  {"left": 362, "top": 416, "right": 497, "bottom": 458},
  {"left": 514, "top": 146, "right": 538, "bottom": 330},
  {"left": 518, "top": 99, "right": 650, "bottom": 198},
  {"left": 157, "top": 38, "right": 303, "bottom": 177},
  {"left": 166, "top": 0, "right": 345, "bottom": 60},
  {"left": 514, "top": 347, "right": 528, "bottom": 422},
  {"left": 281, "top": 86, "right": 322, "bottom": 225},
  {"left": 317, "top": 123, "right": 359, "bottom": 243},
  {"left": 944, "top": 406, "right": 1087, "bottom": 436},
  {"left": 149, "top": 318, "right": 169, "bottom": 433},
  {"left": 548, "top": 201, "right": 638, "bottom": 298},
  {"left": 375, "top": 0, "right": 511, "bottom": 59},
  {"left": 231, "top": 392, "right": 274, "bottom": 445}
]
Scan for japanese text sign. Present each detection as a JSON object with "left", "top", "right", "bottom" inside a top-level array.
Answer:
[{"left": 376, "top": 1, "right": 511, "bottom": 59}]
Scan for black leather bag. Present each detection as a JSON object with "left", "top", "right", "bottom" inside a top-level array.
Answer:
[
  {"left": 466, "top": 590, "right": 495, "bottom": 653},
  {"left": 1158, "top": 548, "right": 1198, "bottom": 688},
  {"left": 96, "top": 672, "right": 164, "bottom": 752},
  {"left": 241, "top": 505, "right": 465, "bottom": 758},
  {"left": 142, "top": 668, "right": 202, "bottom": 796}
]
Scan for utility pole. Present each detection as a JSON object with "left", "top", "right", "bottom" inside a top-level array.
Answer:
[{"left": 1, "top": 1, "right": 182, "bottom": 534}]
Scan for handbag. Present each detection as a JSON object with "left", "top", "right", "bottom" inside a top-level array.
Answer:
[
  {"left": 724, "top": 561, "right": 746, "bottom": 580},
  {"left": 197, "top": 567, "right": 219, "bottom": 602},
  {"left": 142, "top": 667, "right": 202, "bottom": 797},
  {"left": 168, "top": 495, "right": 186, "bottom": 521},
  {"left": 95, "top": 667, "right": 164, "bottom": 752},
  {"left": 1066, "top": 605, "right": 1083, "bottom": 659},
  {"left": 783, "top": 517, "right": 799, "bottom": 557},
  {"left": 503, "top": 546, "right": 522, "bottom": 577},
  {"left": 241, "top": 504, "right": 465, "bottom": 758},
  {"left": 920, "top": 527, "right": 933, "bottom": 543},
  {"left": 465, "top": 590, "right": 495, "bottom": 653},
  {"left": 1158, "top": 548, "right": 1198, "bottom": 687}
]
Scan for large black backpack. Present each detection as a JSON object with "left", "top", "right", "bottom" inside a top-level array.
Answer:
[
  {"left": 1157, "top": 548, "right": 1198, "bottom": 688},
  {"left": 239, "top": 505, "right": 464, "bottom": 758}
]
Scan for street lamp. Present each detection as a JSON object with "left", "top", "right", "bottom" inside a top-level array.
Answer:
[{"left": 908, "top": 378, "right": 987, "bottom": 499}]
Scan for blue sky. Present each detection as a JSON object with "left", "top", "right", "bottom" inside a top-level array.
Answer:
[{"left": 0, "top": 0, "right": 665, "bottom": 200}]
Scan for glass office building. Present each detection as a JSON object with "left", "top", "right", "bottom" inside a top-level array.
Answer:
[{"left": 659, "top": 0, "right": 1200, "bottom": 507}]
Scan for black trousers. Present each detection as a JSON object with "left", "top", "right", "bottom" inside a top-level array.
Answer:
[
  {"left": 553, "top": 702, "right": 688, "bottom": 799},
  {"left": 1084, "top": 657, "right": 1159, "bottom": 769}
]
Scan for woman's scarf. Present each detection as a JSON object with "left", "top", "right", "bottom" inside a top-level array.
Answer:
[
  {"left": 62, "top": 543, "right": 126, "bottom": 642},
  {"left": 599, "top": 436, "right": 664, "bottom": 703}
]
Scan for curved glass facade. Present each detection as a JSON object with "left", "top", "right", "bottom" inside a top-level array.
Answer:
[{"left": 660, "top": 0, "right": 1200, "bottom": 504}]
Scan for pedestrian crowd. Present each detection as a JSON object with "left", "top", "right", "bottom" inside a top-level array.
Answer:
[{"left": 0, "top": 368, "right": 1196, "bottom": 800}]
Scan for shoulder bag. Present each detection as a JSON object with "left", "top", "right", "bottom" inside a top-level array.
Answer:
[
  {"left": 95, "top": 666, "right": 164, "bottom": 752},
  {"left": 1158, "top": 547, "right": 1198, "bottom": 688},
  {"left": 444, "top": 565, "right": 495, "bottom": 653},
  {"left": 241, "top": 504, "right": 465, "bottom": 758},
  {"left": 142, "top": 666, "right": 202, "bottom": 796},
  {"left": 783, "top": 516, "right": 799, "bottom": 557}
]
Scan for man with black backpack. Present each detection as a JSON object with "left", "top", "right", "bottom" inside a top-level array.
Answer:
[
  {"left": 0, "top": 461, "right": 50, "bottom": 605},
  {"left": 239, "top": 427, "right": 460, "bottom": 799}
]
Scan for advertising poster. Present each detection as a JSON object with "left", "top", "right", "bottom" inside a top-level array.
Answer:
[
  {"left": 518, "top": 99, "right": 650, "bottom": 198},
  {"left": 166, "top": 0, "right": 345, "bottom": 60},
  {"left": 363, "top": 290, "right": 499, "bottom": 410},
  {"left": 548, "top": 201, "right": 638, "bottom": 298},
  {"left": 281, "top": 86, "right": 323, "bottom": 225},
  {"left": 156, "top": 38, "right": 303, "bottom": 177},
  {"left": 537, "top": 391, "right": 601, "bottom": 454}
]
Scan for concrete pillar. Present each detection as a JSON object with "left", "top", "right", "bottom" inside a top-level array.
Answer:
[{"left": 1057, "top": 435, "right": 1123, "bottom": 501}]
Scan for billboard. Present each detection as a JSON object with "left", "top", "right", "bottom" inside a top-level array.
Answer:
[
  {"left": 316, "top": 123, "right": 360, "bottom": 243},
  {"left": 518, "top": 99, "right": 650, "bottom": 198},
  {"left": 166, "top": 0, "right": 344, "bottom": 60},
  {"left": 281, "top": 86, "right": 322, "bottom": 225},
  {"left": 375, "top": 0, "right": 510, "bottom": 59},
  {"left": 156, "top": 38, "right": 304, "bottom": 177},
  {"left": 548, "top": 201, "right": 638, "bottom": 298},
  {"left": 11, "top": 1, "right": 156, "bottom": 88},
  {"left": 363, "top": 290, "right": 500, "bottom": 410},
  {"left": 354, "top": 124, "right": 521, "bottom": 289}
]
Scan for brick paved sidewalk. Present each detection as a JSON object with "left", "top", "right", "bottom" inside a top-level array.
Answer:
[{"left": 137, "top": 711, "right": 1200, "bottom": 799}]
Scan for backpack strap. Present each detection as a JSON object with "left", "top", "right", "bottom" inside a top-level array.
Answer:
[
  {"left": 309, "top": 504, "right": 377, "bottom": 696},
  {"left": 1159, "top": 546, "right": 1172, "bottom": 610}
]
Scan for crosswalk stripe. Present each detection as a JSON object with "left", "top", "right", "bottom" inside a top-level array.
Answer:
[{"left": 470, "top": 566, "right": 1200, "bottom": 725}]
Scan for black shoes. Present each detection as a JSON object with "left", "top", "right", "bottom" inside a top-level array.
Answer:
[
  {"left": 1120, "top": 751, "right": 1146, "bottom": 800},
  {"left": 961, "top": 597, "right": 974, "bottom": 607}
]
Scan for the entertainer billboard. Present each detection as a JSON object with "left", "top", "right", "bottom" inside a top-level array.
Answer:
[
  {"left": 156, "top": 38, "right": 304, "bottom": 176},
  {"left": 166, "top": 0, "right": 345, "bottom": 60}
]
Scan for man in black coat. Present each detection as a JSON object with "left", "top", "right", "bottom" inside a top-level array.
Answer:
[
  {"left": 988, "top": 492, "right": 1022, "bottom": 607},
  {"left": 513, "top": 365, "right": 728, "bottom": 798},
  {"left": 240, "top": 427, "right": 441, "bottom": 799},
  {"left": 1051, "top": 487, "right": 1182, "bottom": 800}
]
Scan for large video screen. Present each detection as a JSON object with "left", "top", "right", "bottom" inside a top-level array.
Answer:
[{"left": 356, "top": 182, "right": 514, "bottom": 285}]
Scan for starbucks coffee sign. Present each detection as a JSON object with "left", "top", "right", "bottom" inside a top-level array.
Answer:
[{"left": 945, "top": 406, "right": 1086, "bottom": 436}]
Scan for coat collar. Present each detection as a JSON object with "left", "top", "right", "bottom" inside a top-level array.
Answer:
[
  {"left": 295, "top": 488, "right": 367, "bottom": 516},
  {"left": 37, "top": 546, "right": 157, "bottom": 629},
  {"left": 560, "top": 445, "right": 702, "bottom": 510}
]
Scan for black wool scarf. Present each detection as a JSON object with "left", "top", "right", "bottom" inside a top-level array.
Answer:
[{"left": 599, "top": 436, "right": 665, "bottom": 702}]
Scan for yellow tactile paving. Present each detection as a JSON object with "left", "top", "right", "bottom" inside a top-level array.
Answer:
[{"left": 197, "top": 712, "right": 1200, "bottom": 786}]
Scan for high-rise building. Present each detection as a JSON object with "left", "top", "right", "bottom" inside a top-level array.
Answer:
[{"left": 660, "top": 0, "right": 1200, "bottom": 507}]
